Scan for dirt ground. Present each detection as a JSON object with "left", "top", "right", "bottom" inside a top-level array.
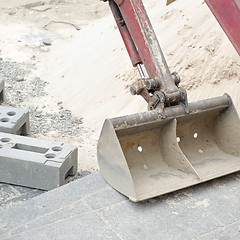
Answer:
[
  {"left": 0, "top": 0, "right": 109, "bottom": 172},
  {"left": 0, "top": 0, "right": 108, "bottom": 59},
  {"left": 0, "top": 0, "right": 239, "bottom": 173}
]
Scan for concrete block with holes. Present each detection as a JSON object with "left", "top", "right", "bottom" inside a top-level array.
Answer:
[
  {"left": 0, "top": 79, "right": 5, "bottom": 102},
  {"left": 0, "top": 132, "right": 78, "bottom": 190},
  {"left": 0, "top": 105, "right": 29, "bottom": 135}
]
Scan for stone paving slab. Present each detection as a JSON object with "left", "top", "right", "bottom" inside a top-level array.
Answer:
[
  {"left": 0, "top": 184, "right": 44, "bottom": 210},
  {"left": 0, "top": 171, "right": 240, "bottom": 239},
  {"left": 196, "top": 221, "right": 240, "bottom": 240}
]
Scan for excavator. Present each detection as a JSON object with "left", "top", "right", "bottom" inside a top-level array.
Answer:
[{"left": 97, "top": 0, "right": 240, "bottom": 202}]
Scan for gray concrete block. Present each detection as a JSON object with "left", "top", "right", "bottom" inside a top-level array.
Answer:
[
  {"left": 0, "top": 105, "right": 29, "bottom": 135},
  {"left": 0, "top": 132, "right": 78, "bottom": 190},
  {"left": 0, "top": 79, "right": 5, "bottom": 102}
]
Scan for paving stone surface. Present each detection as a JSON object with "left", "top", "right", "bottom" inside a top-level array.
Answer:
[
  {"left": 0, "top": 183, "right": 44, "bottom": 210},
  {"left": 0, "top": 171, "right": 240, "bottom": 239}
]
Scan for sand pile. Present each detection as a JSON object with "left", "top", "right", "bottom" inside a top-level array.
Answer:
[{"left": 38, "top": 0, "right": 239, "bottom": 135}]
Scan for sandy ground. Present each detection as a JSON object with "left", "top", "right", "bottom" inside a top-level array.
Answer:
[
  {"left": 0, "top": 0, "right": 239, "bottom": 172},
  {"left": 0, "top": 0, "right": 109, "bottom": 172}
]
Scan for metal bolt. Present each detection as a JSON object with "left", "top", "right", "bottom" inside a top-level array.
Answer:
[
  {"left": 145, "top": 79, "right": 160, "bottom": 91},
  {"left": 130, "top": 86, "right": 137, "bottom": 95},
  {"left": 171, "top": 72, "right": 181, "bottom": 86}
]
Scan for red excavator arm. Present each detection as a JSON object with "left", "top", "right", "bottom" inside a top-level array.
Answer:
[
  {"left": 103, "top": 0, "right": 240, "bottom": 111},
  {"left": 104, "top": 0, "right": 188, "bottom": 112},
  {"left": 206, "top": 0, "right": 240, "bottom": 55}
]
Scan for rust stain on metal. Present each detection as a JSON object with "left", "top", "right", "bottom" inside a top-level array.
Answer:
[
  {"left": 151, "top": 141, "right": 157, "bottom": 146},
  {"left": 140, "top": 135, "right": 148, "bottom": 140},
  {"left": 123, "top": 141, "right": 134, "bottom": 151}
]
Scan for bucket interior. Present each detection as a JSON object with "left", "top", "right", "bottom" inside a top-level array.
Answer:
[
  {"left": 118, "top": 120, "right": 199, "bottom": 198},
  {"left": 117, "top": 106, "right": 240, "bottom": 199},
  {"left": 177, "top": 108, "right": 240, "bottom": 180}
]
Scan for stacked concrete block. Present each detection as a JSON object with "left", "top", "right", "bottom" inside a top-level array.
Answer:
[
  {"left": 0, "top": 80, "right": 29, "bottom": 135},
  {"left": 0, "top": 105, "right": 29, "bottom": 135},
  {"left": 0, "top": 133, "right": 78, "bottom": 190},
  {"left": 0, "top": 80, "right": 78, "bottom": 190}
]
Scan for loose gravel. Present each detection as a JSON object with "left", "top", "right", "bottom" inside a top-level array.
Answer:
[
  {"left": 0, "top": 58, "right": 84, "bottom": 140},
  {"left": 0, "top": 57, "right": 90, "bottom": 209}
]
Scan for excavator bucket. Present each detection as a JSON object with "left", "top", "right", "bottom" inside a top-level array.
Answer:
[
  {"left": 98, "top": 95, "right": 240, "bottom": 201},
  {"left": 98, "top": 0, "right": 240, "bottom": 201}
]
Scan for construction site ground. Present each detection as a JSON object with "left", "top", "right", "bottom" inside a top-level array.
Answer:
[
  {"left": 0, "top": 0, "right": 240, "bottom": 239},
  {"left": 1, "top": 172, "right": 240, "bottom": 239}
]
